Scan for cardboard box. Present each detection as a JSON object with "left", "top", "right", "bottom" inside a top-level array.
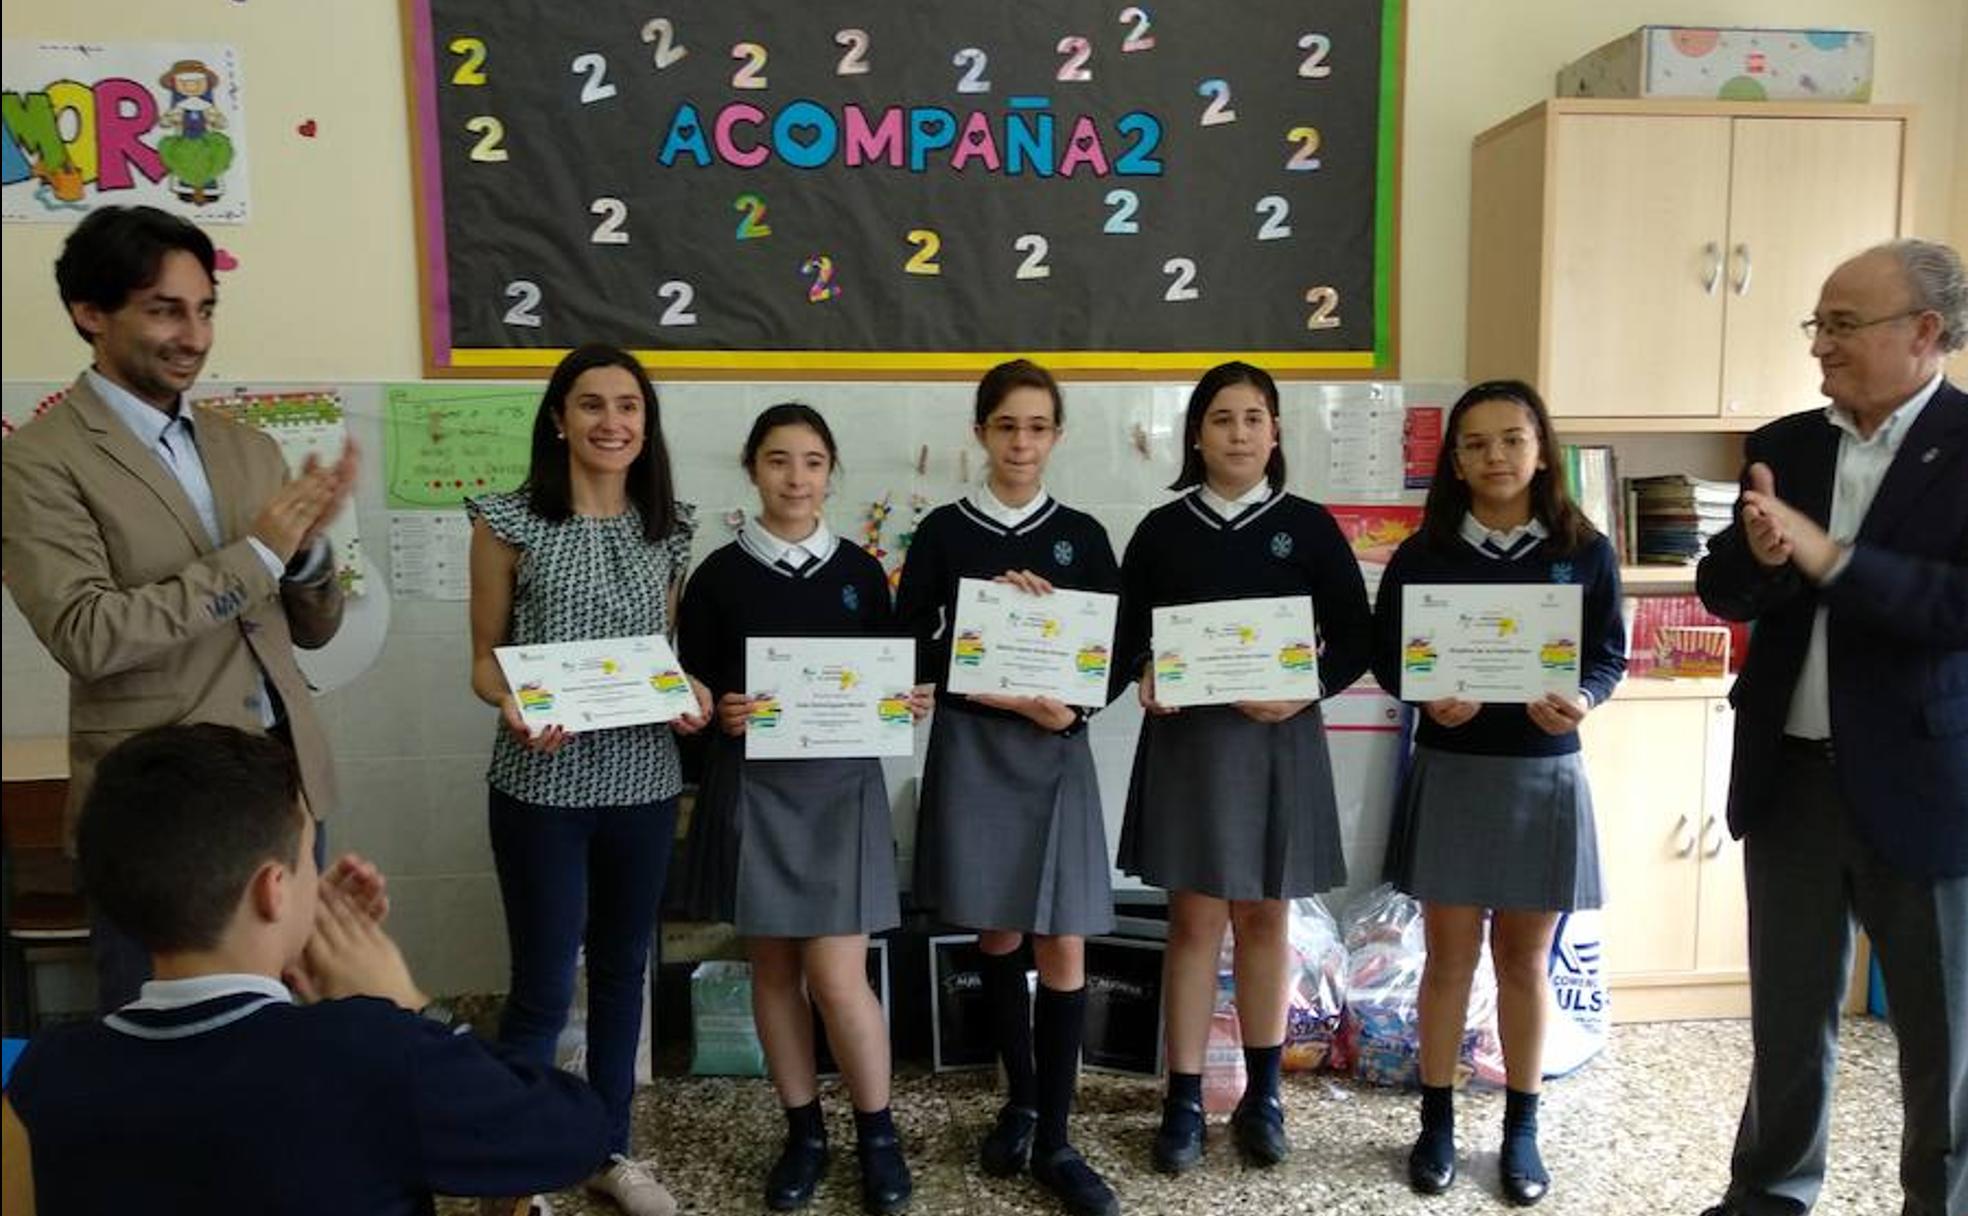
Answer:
[{"left": 1558, "top": 27, "right": 1874, "bottom": 103}]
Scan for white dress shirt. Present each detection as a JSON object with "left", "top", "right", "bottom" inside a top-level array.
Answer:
[
  {"left": 1458, "top": 512, "right": 1551, "bottom": 560},
  {"left": 1784, "top": 371, "right": 1944, "bottom": 739},
  {"left": 968, "top": 482, "right": 1051, "bottom": 529},
  {"left": 1197, "top": 479, "right": 1273, "bottom": 521},
  {"left": 742, "top": 515, "right": 836, "bottom": 571}
]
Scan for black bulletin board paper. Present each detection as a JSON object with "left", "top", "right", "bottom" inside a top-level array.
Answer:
[{"left": 404, "top": 0, "right": 1404, "bottom": 378}]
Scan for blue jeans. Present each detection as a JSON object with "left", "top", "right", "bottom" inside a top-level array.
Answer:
[{"left": 489, "top": 787, "right": 677, "bottom": 1154}]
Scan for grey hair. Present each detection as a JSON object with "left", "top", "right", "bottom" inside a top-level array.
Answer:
[{"left": 1871, "top": 238, "right": 1968, "bottom": 354}]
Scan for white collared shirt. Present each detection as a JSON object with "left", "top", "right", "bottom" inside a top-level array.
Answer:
[
  {"left": 968, "top": 482, "right": 1051, "bottom": 529},
  {"left": 1197, "top": 480, "right": 1273, "bottom": 521},
  {"left": 123, "top": 972, "right": 294, "bottom": 1011},
  {"left": 743, "top": 515, "right": 835, "bottom": 571},
  {"left": 1458, "top": 512, "right": 1551, "bottom": 559},
  {"left": 1784, "top": 371, "right": 1944, "bottom": 738}
]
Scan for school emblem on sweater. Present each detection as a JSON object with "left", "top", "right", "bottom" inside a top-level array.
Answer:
[
  {"left": 1550, "top": 562, "right": 1575, "bottom": 584},
  {"left": 1270, "top": 531, "right": 1294, "bottom": 559},
  {"left": 1053, "top": 539, "right": 1075, "bottom": 566},
  {"left": 842, "top": 584, "right": 861, "bottom": 612}
]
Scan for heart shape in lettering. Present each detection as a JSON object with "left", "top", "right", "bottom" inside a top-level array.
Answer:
[
  {"left": 1074, "top": 134, "right": 1094, "bottom": 152},
  {"left": 780, "top": 121, "right": 827, "bottom": 151},
  {"left": 966, "top": 129, "right": 986, "bottom": 146},
  {"left": 297, "top": 119, "right": 317, "bottom": 138}
]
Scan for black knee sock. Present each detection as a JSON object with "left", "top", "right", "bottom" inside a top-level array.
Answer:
[
  {"left": 1033, "top": 983, "right": 1087, "bottom": 1154},
  {"left": 785, "top": 1099, "right": 825, "bottom": 1144},
  {"left": 1501, "top": 1088, "right": 1547, "bottom": 1183},
  {"left": 853, "top": 1106, "right": 897, "bottom": 1147},
  {"left": 980, "top": 948, "right": 1037, "bottom": 1110},
  {"left": 1413, "top": 1084, "right": 1455, "bottom": 1169},
  {"left": 1241, "top": 1043, "right": 1284, "bottom": 1109}
]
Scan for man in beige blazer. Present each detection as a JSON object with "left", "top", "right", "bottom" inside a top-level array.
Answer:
[{"left": 1, "top": 205, "right": 356, "bottom": 1009}]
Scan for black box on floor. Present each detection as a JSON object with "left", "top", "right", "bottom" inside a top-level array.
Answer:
[
  {"left": 927, "top": 934, "right": 1001, "bottom": 1072},
  {"left": 1083, "top": 936, "right": 1164, "bottom": 1077}
]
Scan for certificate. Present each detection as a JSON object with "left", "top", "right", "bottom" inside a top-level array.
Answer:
[
  {"left": 944, "top": 578, "right": 1119, "bottom": 707},
  {"left": 494, "top": 635, "right": 697, "bottom": 731},
  {"left": 745, "top": 637, "right": 918, "bottom": 760},
  {"left": 1150, "top": 596, "right": 1320, "bottom": 708},
  {"left": 1398, "top": 584, "right": 1583, "bottom": 702}
]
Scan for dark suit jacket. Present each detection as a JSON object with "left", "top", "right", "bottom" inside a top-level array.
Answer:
[
  {"left": 0, "top": 374, "right": 343, "bottom": 839},
  {"left": 1697, "top": 378, "right": 1968, "bottom": 880}
]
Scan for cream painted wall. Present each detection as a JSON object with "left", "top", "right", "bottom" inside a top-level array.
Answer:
[{"left": 2, "top": 0, "right": 1963, "bottom": 383}]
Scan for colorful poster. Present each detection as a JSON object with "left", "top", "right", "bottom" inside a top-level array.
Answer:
[
  {"left": 1328, "top": 504, "right": 1423, "bottom": 604},
  {"left": 383, "top": 384, "right": 537, "bottom": 509},
  {"left": 1403, "top": 405, "right": 1442, "bottom": 488},
  {"left": 3, "top": 42, "right": 251, "bottom": 222},
  {"left": 193, "top": 391, "right": 364, "bottom": 596}
]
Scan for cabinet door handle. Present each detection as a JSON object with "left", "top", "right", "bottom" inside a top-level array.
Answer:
[
  {"left": 1673, "top": 812, "right": 1696, "bottom": 857},
  {"left": 1701, "top": 242, "right": 1723, "bottom": 295},
  {"left": 1702, "top": 814, "right": 1726, "bottom": 858},
  {"left": 1732, "top": 242, "right": 1754, "bottom": 296}
]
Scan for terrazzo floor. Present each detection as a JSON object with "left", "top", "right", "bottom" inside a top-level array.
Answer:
[{"left": 440, "top": 1017, "right": 1906, "bottom": 1216}]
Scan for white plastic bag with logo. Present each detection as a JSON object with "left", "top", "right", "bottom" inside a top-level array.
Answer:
[{"left": 1542, "top": 910, "right": 1609, "bottom": 1077}]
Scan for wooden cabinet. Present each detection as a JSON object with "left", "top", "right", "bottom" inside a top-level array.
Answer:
[
  {"left": 1580, "top": 681, "right": 1750, "bottom": 1021},
  {"left": 1469, "top": 100, "right": 1912, "bottom": 428}
]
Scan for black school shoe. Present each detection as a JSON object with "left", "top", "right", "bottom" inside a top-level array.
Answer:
[
  {"left": 1150, "top": 1096, "right": 1206, "bottom": 1174},
  {"left": 978, "top": 1105, "right": 1038, "bottom": 1177},
  {"left": 1230, "top": 1094, "right": 1290, "bottom": 1167},
  {"left": 1407, "top": 1125, "right": 1457, "bottom": 1195},
  {"left": 1031, "top": 1145, "right": 1120, "bottom": 1216},
  {"left": 764, "top": 1134, "right": 829, "bottom": 1211},
  {"left": 857, "top": 1132, "right": 913, "bottom": 1215}
]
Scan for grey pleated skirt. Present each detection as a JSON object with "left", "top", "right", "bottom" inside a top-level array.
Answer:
[
  {"left": 1384, "top": 745, "right": 1603, "bottom": 911},
  {"left": 914, "top": 708, "right": 1115, "bottom": 937},
  {"left": 676, "top": 733, "right": 900, "bottom": 937},
  {"left": 1117, "top": 704, "right": 1347, "bottom": 900}
]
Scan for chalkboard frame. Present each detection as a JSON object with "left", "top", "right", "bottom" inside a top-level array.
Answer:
[{"left": 401, "top": 0, "right": 1405, "bottom": 380}]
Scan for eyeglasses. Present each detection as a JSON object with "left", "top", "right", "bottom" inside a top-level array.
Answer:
[
  {"left": 1799, "top": 309, "right": 1927, "bottom": 341},
  {"left": 984, "top": 420, "right": 1057, "bottom": 440}
]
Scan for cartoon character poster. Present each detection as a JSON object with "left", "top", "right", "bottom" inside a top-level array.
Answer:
[{"left": 2, "top": 42, "right": 251, "bottom": 223}]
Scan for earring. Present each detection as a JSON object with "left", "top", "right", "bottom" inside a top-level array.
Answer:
[{"left": 555, "top": 430, "right": 565, "bottom": 440}]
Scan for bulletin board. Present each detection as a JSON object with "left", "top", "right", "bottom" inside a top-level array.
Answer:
[{"left": 401, "top": 0, "right": 1404, "bottom": 379}]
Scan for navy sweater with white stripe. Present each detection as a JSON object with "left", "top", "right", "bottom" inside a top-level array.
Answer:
[
  {"left": 895, "top": 498, "right": 1122, "bottom": 718},
  {"left": 1115, "top": 489, "right": 1373, "bottom": 699},
  {"left": 7, "top": 992, "right": 609, "bottom": 1214},
  {"left": 1370, "top": 530, "right": 1627, "bottom": 757}
]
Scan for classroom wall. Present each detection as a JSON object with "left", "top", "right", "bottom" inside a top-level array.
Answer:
[{"left": 4, "top": 1, "right": 1964, "bottom": 997}]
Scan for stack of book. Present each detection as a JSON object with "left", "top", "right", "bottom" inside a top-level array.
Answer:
[
  {"left": 1628, "top": 474, "right": 1735, "bottom": 565},
  {"left": 1557, "top": 445, "right": 1623, "bottom": 555}
]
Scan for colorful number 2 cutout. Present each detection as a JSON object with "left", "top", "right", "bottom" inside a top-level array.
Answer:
[
  {"left": 835, "top": 29, "right": 871, "bottom": 76},
  {"left": 590, "top": 197, "right": 629, "bottom": 244},
  {"left": 1119, "top": 7, "right": 1156, "bottom": 52},
  {"left": 1014, "top": 235, "right": 1051, "bottom": 280},
  {"left": 1197, "top": 79, "right": 1236, "bottom": 126},
  {"left": 1056, "top": 37, "right": 1093, "bottom": 82},
  {"left": 802, "top": 256, "right": 842, "bottom": 302},
  {"left": 731, "top": 42, "right": 768, "bottom": 89},
  {"left": 502, "top": 280, "right": 542, "bottom": 327},
  {"left": 1298, "top": 33, "right": 1333, "bottom": 78},
  {"left": 1103, "top": 189, "right": 1140, "bottom": 235},
  {"left": 1254, "top": 196, "right": 1291, "bottom": 241},
  {"left": 1305, "top": 286, "right": 1341, "bottom": 330},
  {"left": 953, "top": 48, "right": 990, "bottom": 94},
  {"left": 657, "top": 280, "right": 698, "bottom": 326},
  {"left": 448, "top": 37, "right": 488, "bottom": 86},
  {"left": 641, "top": 18, "right": 687, "bottom": 69},
  {"left": 1286, "top": 126, "right": 1322, "bottom": 171},
  {"left": 904, "top": 230, "right": 942, "bottom": 276},
  {"left": 571, "top": 53, "right": 616, "bottom": 104},
  {"left": 734, "top": 193, "right": 772, "bottom": 240},
  {"left": 1162, "top": 258, "right": 1200, "bottom": 302},
  {"left": 465, "top": 116, "right": 508, "bottom": 162}
]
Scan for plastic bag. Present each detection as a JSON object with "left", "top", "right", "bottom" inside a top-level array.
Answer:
[
  {"left": 688, "top": 960, "right": 767, "bottom": 1077},
  {"left": 1331, "top": 884, "right": 1504, "bottom": 1088},
  {"left": 1283, "top": 896, "right": 1347, "bottom": 1072},
  {"left": 1201, "top": 928, "right": 1246, "bottom": 1112},
  {"left": 1542, "top": 909, "right": 1610, "bottom": 1077}
]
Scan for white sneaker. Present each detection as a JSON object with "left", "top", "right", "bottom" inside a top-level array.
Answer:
[{"left": 585, "top": 1155, "right": 678, "bottom": 1216}]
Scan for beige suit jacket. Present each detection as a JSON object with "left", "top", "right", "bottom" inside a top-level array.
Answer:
[{"left": 1, "top": 373, "right": 342, "bottom": 839}]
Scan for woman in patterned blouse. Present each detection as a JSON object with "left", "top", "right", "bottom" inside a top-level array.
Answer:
[{"left": 465, "top": 344, "right": 710, "bottom": 1216}]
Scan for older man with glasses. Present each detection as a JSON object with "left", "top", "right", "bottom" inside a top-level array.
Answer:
[{"left": 1695, "top": 238, "right": 1968, "bottom": 1216}]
